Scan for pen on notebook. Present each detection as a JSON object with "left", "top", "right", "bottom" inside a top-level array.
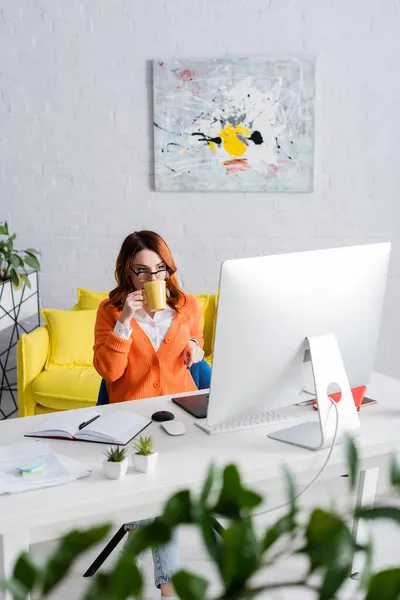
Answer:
[{"left": 78, "top": 415, "right": 101, "bottom": 430}]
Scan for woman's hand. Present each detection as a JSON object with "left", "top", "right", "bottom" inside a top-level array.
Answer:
[
  {"left": 184, "top": 340, "right": 204, "bottom": 368},
  {"left": 118, "top": 291, "right": 145, "bottom": 327}
]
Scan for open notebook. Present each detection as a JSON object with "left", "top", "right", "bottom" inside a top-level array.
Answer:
[{"left": 25, "top": 408, "right": 151, "bottom": 446}]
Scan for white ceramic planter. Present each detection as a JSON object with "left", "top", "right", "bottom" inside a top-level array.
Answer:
[
  {"left": 133, "top": 452, "right": 158, "bottom": 473},
  {"left": 103, "top": 458, "right": 129, "bottom": 480},
  {"left": 0, "top": 271, "right": 38, "bottom": 333}
]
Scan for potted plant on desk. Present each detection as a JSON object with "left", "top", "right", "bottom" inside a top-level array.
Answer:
[
  {"left": 133, "top": 435, "right": 158, "bottom": 473},
  {"left": 103, "top": 446, "right": 128, "bottom": 479}
]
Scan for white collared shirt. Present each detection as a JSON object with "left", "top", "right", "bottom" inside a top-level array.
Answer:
[{"left": 113, "top": 307, "right": 177, "bottom": 351}]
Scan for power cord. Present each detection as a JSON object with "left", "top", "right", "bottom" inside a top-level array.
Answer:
[{"left": 253, "top": 397, "right": 340, "bottom": 517}]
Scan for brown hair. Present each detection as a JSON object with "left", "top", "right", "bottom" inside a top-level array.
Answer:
[{"left": 107, "top": 231, "right": 186, "bottom": 312}]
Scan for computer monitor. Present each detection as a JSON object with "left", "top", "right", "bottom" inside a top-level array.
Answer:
[{"left": 205, "top": 242, "right": 391, "bottom": 447}]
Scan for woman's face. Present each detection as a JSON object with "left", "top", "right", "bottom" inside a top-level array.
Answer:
[{"left": 131, "top": 249, "right": 167, "bottom": 290}]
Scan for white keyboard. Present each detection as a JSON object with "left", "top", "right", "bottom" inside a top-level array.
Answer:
[{"left": 194, "top": 410, "right": 294, "bottom": 435}]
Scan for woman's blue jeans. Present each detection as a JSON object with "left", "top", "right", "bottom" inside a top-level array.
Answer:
[{"left": 128, "top": 519, "right": 179, "bottom": 589}]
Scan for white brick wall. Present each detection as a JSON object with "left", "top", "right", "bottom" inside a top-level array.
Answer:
[{"left": 1, "top": 0, "right": 399, "bottom": 376}]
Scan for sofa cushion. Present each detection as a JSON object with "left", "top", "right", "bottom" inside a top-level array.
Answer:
[
  {"left": 193, "top": 294, "right": 206, "bottom": 330},
  {"left": 41, "top": 309, "right": 97, "bottom": 369},
  {"left": 193, "top": 294, "right": 216, "bottom": 357},
  {"left": 32, "top": 368, "right": 101, "bottom": 410},
  {"left": 78, "top": 288, "right": 109, "bottom": 310}
]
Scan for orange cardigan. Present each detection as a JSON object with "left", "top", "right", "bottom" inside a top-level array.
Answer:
[{"left": 93, "top": 295, "right": 204, "bottom": 403}]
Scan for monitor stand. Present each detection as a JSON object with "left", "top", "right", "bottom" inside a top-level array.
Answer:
[{"left": 268, "top": 333, "right": 361, "bottom": 451}]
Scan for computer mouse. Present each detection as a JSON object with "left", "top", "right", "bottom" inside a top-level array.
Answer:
[
  {"left": 152, "top": 410, "right": 175, "bottom": 422},
  {"left": 161, "top": 420, "right": 186, "bottom": 436}
]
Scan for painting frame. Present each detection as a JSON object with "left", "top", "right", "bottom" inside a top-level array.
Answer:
[{"left": 153, "top": 56, "right": 316, "bottom": 193}]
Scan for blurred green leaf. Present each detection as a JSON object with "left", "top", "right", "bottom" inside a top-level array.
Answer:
[
  {"left": 284, "top": 467, "right": 297, "bottom": 517},
  {"left": 366, "top": 568, "right": 400, "bottom": 600},
  {"left": 278, "top": 513, "right": 297, "bottom": 535},
  {"left": 201, "top": 463, "right": 215, "bottom": 503},
  {"left": 41, "top": 525, "right": 111, "bottom": 595},
  {"left": 355, "top": 506, "right": 400, "bottom": 524},
  {"left": 13, "top": 552, "right": 45, "bottom": 594},
  {"left": 213, "top": 464, "right": 262, "bottom": 519},
  {"left": 222, "top": 517, "right": 260, "bottom": 593},
  {"left": 234, "top": 588, "right": 268, "bottom": 600},
  {"left": 24, "top": 248, "right": 40, "bottom": 256},
  {"left": 344, "top": 436, "right": 358, "bottom": 490},
  {"left": 390, "top": 455, "right": 400, "bottom": 488},
  {"left": 82, "top": 573, "right": 113, "bottom": 600},
  {"left": 24, "top": 254, "right": 40, "bottom": 271},
  {"left": 10, "top": 268, "right": 20, "bottom": 288},
  {"left": 109, "top": 552, "right": 142, "bottom": 600},
  {"left": 0, "top": 578, "right": 27, "bottom": 600},
  {"left": 20, "top": 274, "right": 31, "bottom": 289},
  {"left": 262, "top": 524, "right": 281, "bottom": 554},
  {"left": 301, "top": 508, "right": 355, "bottom": 598},
  {"left": 195, "top": 505, "right": 222, "bottom": 569},
  {"left": 10, "top": 254, "right": 24, "bottom": 269},
  {"left": 172, "top": 570, "right": 208, "bottom": 600},
  {"left": 319, "top": 563, "right": 353, "bottom": 600},
  {"left": 0, "top": 222, "right": 9, "bottom": 235},
  {"left": 163, "top": 490, "right": 193, "bottom": 526},
  {"left": 262, "top": 513, "right": 297, "bottom": 555}
]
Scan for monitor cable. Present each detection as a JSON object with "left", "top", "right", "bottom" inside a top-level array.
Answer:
[{"left": 253, "top": 397, "right": 340, "bottom": 518}]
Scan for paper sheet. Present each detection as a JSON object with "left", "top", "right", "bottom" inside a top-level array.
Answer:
[{"left": 0, "top": 440, "right": 91, "bottom": 494}]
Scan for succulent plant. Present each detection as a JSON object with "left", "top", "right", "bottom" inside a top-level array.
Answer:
[
  {"left": 133, "top": 435, "right": 154, "bottom": 456},
  {"left": 104, "top": 445, "right": 127, "bottom": 463}
]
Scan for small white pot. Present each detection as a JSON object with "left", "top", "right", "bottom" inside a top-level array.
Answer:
[
  {"left": 133, "top": 452, "right": 158, "bottom": 473},
  {"left": 103, "top": 458, "right": 129, "bottom": 480}
]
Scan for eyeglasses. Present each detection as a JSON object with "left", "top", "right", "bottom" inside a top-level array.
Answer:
[{"left": 132, "top": 268, "right": 169, "bottom": 283}]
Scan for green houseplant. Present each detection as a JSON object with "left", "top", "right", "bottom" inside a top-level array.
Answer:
[
  {"left": 0, "top": 221, "right": 40, "bottom": 289},
  {"left": 103, "top": 446, "right": 128, "bottom": 479},
  {"left": 1, "top": 439, "right": 400, "bottom": 600},
  {"left": 0, "top": 221, "right": 41, "bottom": 417},
  {"left": 133, "top": 435, "right": 158, "bottom": 473}
]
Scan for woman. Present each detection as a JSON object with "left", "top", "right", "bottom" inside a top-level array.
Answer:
[
  {"left": 94, "top": 231, "right": 204, "bottom": 402},
  {"left": 93, "top": 230, "right": 205, "bottom": 599}
]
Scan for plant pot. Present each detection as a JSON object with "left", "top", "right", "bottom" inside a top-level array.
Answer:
[
  {"left": 0, "top": 271, "right": 39, "bottom": 333},
  {"left": 133, "top": 452, "right": 158, "bottom": 473},
  {"left": 103, "top": 458, "right": 129, "bottom": 480},
  {"left": 0, "top": 271, "right": 40, "bottom": 418}
]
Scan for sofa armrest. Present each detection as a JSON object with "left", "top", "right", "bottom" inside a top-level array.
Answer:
[{"left": 17, "top": 325, "right": 49, "bottom": 417}]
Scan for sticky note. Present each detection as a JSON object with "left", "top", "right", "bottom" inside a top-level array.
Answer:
[{"left": 18, "top": 464, "right": 45, "bottom": 477}]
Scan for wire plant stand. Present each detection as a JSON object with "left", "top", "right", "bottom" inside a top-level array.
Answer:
[{"left": 0, "top": 271, "right": 40, "bottom": 419}]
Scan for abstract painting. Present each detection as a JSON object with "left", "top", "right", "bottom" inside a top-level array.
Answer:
[{"left": 153, "top": 57, "right": 316, "bottom": 192}]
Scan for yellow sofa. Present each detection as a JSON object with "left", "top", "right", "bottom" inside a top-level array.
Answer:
[{"left": 17, "top": 288, "right": 217, "bottom": 417}]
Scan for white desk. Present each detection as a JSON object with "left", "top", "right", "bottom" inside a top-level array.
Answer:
[{"left": 0, "top": 371, "right": 399, "bottom": 597}]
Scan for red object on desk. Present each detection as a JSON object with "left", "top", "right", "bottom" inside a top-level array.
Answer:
[{"left": 312, "top": 385, "right": 367, "bottom": 411}]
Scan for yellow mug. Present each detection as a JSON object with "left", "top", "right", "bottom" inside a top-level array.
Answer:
[{"left": 143, "top": 280, "right": 167, "bottom": 312}]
